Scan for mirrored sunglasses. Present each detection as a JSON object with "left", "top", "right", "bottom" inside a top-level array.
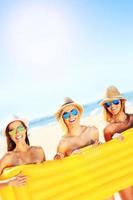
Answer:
[
  {"left": 62, "top": 109, "right": 78, "bottom": 119},
  {"left": 8, "top": 125, "right": 25, "bottom": 136},
  {"left": 104, "top": 99, "right": 120, "bottom": 108}
]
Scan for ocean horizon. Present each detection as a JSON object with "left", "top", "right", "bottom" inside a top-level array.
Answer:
[{"left": 29, "top": 91, "right": 133, "bottom": 129}]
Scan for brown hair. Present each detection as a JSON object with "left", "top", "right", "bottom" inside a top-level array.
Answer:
[
  {"left": 103, "top": 100, "right": 126, "bottom": 122},
  {"left": 5, "top": 120, "right": 30, "bottom": 151}
]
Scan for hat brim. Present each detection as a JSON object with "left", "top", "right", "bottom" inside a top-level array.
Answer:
[
  {"left": 2, "top": 118, "right": 29, "bottom": 136},
  {"left": 55, "top": 103, "right": 83, "bottom": 121},
  {"left": 99, "top": 96, "right": 127, "bottom": 106}
]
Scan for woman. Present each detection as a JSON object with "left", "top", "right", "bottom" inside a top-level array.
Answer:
[
  {"left": 54, "top": 98, "right": 99, "bottom": 159},
  {"left": 100, "top": 85, "right": 133, "bottom": 200},
  {"left": 0, "top": 118, "right": 46, "bottom": 187}
]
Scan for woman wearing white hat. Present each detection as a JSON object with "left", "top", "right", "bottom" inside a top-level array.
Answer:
[
  {"left": 54, "top": 98, "right": 99, "bottom": 159},
  {"left": 100, "top": 86, "right": 133, "bottom": 200},
  {"left": 0, "top": 118, "right": 46, "bottom": 187}
]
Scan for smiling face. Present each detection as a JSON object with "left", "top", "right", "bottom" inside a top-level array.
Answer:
[
  {"left": 61, "top": 105, "right": 80, "bottom": 127},
  {"left": 8, "top": 121, "right": 27, "bottom": 144},
  {"left": 104, "top": 99, "right": 121, "bottom": 115}
]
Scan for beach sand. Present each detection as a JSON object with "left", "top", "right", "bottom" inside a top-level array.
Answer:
[
  {"left": 1, "top": 105, "right": 133, "bottom": 159},
  {"left": 0, "top": 111, "right": 108, "bottom": 160},
  {"left": 0, "top": 105, "right": 133, "bottom": 200}
]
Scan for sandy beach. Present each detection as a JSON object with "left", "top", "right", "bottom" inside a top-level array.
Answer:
[
  {"left": 1, "top": 104, "right": 133, "bottom": 159},
  {"left": 0, "top": 112, "right": 106, "bottom": 160},
  {"left": 0, "top": 105, "right": 133, "bottom": 200},
  {"left": 29, "top": 104, "right": 133, "bottom": 160}
]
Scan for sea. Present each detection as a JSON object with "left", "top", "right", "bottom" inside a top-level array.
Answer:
[{"left": 29, "top": 91, "right": 133, "bottom": 129}]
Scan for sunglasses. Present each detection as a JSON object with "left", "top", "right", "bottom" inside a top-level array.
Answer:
[
  {"left": 62, "top": 109, "right": 78, "bottom": 119},
  {"left": 104, "top": 99, "right": 120, "bottom": 108},
  {"left": 8, "top": 125, "right": 25, "bottom": 136}
]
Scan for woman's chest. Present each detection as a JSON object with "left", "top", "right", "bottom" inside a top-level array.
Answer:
[
  {"left": 12, "top": 151, "right": 39, "bottom": 166},
  {"left": 113, "top": 119, "right": 133, "bottom": 133}
]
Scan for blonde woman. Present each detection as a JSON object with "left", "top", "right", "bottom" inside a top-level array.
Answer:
[
  {"left": 54, "top": 98, "right": 99, "bottom": 159},
  {"left": 0, "top": 118, "right": 46, "bottom": 187},
  {"left": 100, "top": 85, "right": 133, "bottom": 200}
]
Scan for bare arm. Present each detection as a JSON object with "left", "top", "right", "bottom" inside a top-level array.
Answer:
[
  {"left": 37, "top": 146, "right": 46, "bottom": 162},
  {"left": 104, "top": 119, "right": 133, "bottom": 142},
  {"left": 0, "top": 153, "right": 12, "bottom": 175},
  {"left": 89, "top": 126, "right": 99, "bottom": 143},
  {"left": 0, "top": 153, "right": 27, "bottom": 188},
  {"left": 54, "top": 135, "right": 88, "bottom": 159},
  {"left": 104, "top": 124, "right": 124, "bottom": 142},
  {"left": 54, "top": 140, "right": 69, "bottom": 160},
  {"left": 0, "top": 174, "right": 27, "bottom": 188},
  {"left": 104, "top": 126, "right": 113, "bottom": 141},
  {"left": 54, "top": 126, "right": 100, "bottom": 160}
]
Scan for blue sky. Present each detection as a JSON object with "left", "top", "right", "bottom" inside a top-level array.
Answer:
[{"left": 0, "top": 0, "right": 133, "bottom": 123}]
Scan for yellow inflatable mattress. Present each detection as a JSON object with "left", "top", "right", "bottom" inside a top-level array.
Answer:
[{"left": 0, "top": 128, "right": 133, "bottom": 200}]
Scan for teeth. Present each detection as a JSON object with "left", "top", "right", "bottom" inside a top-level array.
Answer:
[
  {"left": 16, "top": 135, "right": 22, "bottom": 139},
  {"left": 69, "top": 119, "right": 75, "bottom": 123},
  {"left": 111, "top": 108, "right": 116, "bottom": 110}
]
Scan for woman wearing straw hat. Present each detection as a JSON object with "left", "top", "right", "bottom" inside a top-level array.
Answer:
[
  {"left": 54, "top": 98, "right": 99, "bottom": 160},
  {"left": 0, "top": 118, "right": 46, "bottom": 187},
  {"left": 100, "top": 85, "right": 133, "bottom": 200}
]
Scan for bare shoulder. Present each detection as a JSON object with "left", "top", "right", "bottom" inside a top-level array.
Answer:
[
  {"left": 86, "top": 125, "right": 98, "bottom": 133},
  {"left": 56, "top": 138, "right": 69, "bottom": 154},
  {"left": 58, "top": 136, "right": 71, "bottom": 145},
  {"left": 58, "top": 137, "right": 68, "bottom": 147},
  {"left": 90, "top": 126, "right": 99, "bottom": 139},
  {"left": 0, "top": 152, "right": 13, "bottom": 173},
  {"left": 83, "top": 125, "right": 99, "bottom": 141},
  {"left": 104, "top": 124, "right": 116, "bottom": 134},
  {"left": 1, "top": 152, "right": 13, "bottom": 161},
  {"left": 30, "top": 146, "right": 46, "bottom": 161},
  {"left": 129, "top": 114, "right": 133, "bottom": 121},
  {"left": 80, "top": 125, "right": 97, "bottom": 133},
  {"left": 30, "top": 146, "right": 44, "bottom": 153},
  {"left": 90, "top": 126, "right": 99, "bottom": 132}
]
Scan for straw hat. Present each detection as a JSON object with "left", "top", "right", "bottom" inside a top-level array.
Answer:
[
  {"left": 99, "top": 85, "right": 126, "bottom": 106},
  {"left": 3, "top": 117, "right": 29, "bottom": 135},
  {"left": 55, "top": 97, "right": 83, "bottom": 121}
]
